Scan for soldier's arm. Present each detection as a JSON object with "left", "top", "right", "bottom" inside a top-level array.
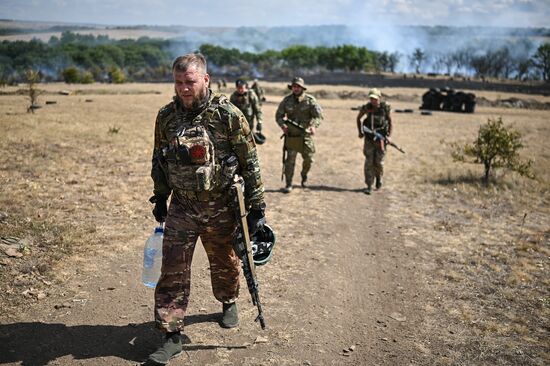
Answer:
[
  {"left": 356, "top": 107, "right": 366, "bottom": 135},
  {"left": 309, "top": 98, "right": 323, "bottom": 128},
  {"left": 386, "top": 104, "right": 393, "bottom": 137},
  {"left": 151, "top": 111, "right": 172, "bottom": 198},
  {"left": 229, "top": 93, "right": 237, "bottom": 105},
  {"left": 226, "top": 106, "right": 265, "bottom": 209},
  {"left": 251, "top": 92, "right": 263, "bottom": 123},
  {"left": 275, "top": 98, "right": 288, "bottom": 129}
]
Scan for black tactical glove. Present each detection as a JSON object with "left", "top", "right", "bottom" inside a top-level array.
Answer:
[
  {"left": 149, "top": 195, "right": 168, "bottom": 223},
  {"left": 247, "top": 207, "right": 266, "bottom": 236}
]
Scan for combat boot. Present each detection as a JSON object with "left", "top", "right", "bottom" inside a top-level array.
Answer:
[
  {"left": 148, "top": 332, "right": 183, "bottom": 365},
  {"left": 283, "top": 179, "right": 293, "bottom": 193},
  {"left": 364, "top": 185, "right": 372, "bottom": 195},
  {"left": 301, "top": 174, "right": 308, "bottom": 188},
  {"left": 221, "top": 302, "right": 239, "bottom": 328},
  {"left": 375, "top": 177, "right": 382, "bottom": 190}
]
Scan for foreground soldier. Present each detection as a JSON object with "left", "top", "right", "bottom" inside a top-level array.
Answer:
[
  {"left": 356, "top": 88, "right": 393, "bottom": 194},
  {"left": 148, "top": 53, "right": 266, "bottom": 364},
  {"left": 275, "top": 77, "right": 323, "bottom": 193},
  {"left": 230, "top": 79, "right": 264, "bottom": 135}
]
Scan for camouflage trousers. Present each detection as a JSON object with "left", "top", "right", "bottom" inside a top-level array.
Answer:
[
  {"left": 363, "top": 138, "right": 386, "bottom": 187},
  {"left": 154, "top": 195, "right": 240, "bottom": 333},
  {"left": 284, "top": 136, "right": 315, "bottom": 184}
]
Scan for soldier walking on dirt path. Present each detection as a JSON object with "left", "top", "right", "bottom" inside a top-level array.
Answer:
[
  {"left": 147, "top": 53, "right": 267, "bottom": 365},
  {"left": 275, "top": 76, "right": 323, "bottom": 193},
  {"left": 230, "top": 79, "right": 264, "bottom": 142},
  {"left": 250, "top": 78, "right": 266, "bottom": 105},
  {"left": 356, "top": 88, "right": 393, "bottom": 195}
]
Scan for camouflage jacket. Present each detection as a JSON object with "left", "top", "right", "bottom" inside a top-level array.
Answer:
[
  {"left": 151, "top": 91, "right": 265, "bottom": 209},
  {"left": 360, "top": 101, "right": 392, "bottom": 135},
  {"left": 275, "top": 93, "right": 323, "bottom": 136},
  {"left": 250, "top": 82, "right": 265, "bottom": 102},
  {"left": 229, "top": 90, "right": 263, "bottom": 126}
]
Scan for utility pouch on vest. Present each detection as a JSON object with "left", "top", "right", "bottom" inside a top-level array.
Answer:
[
  {"left": 285, "top": 135, "right": 304, "bottom": 153},
  {"left": 220, "top": 155, "right": 239, "bottom": 188},
  {"left": 165, "top": 125, "right": 217, "bottom": 191}
]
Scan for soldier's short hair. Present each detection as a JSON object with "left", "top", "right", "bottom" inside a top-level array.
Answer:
[{"left": 172, "top": 53, "right": 207, "bottom": 74}]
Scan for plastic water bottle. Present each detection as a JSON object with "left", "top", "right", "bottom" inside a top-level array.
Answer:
[{"left": 142, "top": 225, "right": 164, "bottom": 288}]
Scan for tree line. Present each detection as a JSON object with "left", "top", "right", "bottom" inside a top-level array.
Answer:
[{"left": 1, "top": 31, "right": 549, "bottom": 84}]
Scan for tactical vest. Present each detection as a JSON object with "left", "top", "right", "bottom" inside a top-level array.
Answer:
[
  {"left": 162, "top": 96, "right": 238, "bottom": 193},
  {"left": 362, "top": 101, "right": 390, "bottom": 135}
]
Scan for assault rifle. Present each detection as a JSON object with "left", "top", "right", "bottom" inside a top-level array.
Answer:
[
  {"left": 284, "top": 119, "right": 306, "bottom": 131},
  {"left": 230, "top": 176, "right": 266, "bottom": 330},
  {"left": 362, "top": 126, "right": 405, "bottom": 154}
]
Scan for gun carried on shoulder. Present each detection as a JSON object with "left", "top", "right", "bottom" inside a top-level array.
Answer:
[
  {"left": 362, "top": 126, "right": 405, "bottom": 154},
  {"left": 230, "top": 175, "right": 266, "bottom": 330}
]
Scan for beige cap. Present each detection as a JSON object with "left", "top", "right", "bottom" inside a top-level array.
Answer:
[{"left": 368, "top": 88, "right": 381, "bottom": 100}]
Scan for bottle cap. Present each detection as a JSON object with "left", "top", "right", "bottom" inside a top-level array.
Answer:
[{"left": 154, "top": 226, "right": 164, "bottom": 234}]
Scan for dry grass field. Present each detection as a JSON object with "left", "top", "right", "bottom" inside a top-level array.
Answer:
[{"left": 0, "top": 81, "right": 548, "bottom": 365}]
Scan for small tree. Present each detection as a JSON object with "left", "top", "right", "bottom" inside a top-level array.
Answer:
[
  {"left": 531, "top": 43, "right": 550, "bottom": 81},
  {"left": 25, "top": 69, "right": 41, "bottom": 113},
  {"left": 108, "top": 67, "right": 126, "bottom": 83},
  {"left": 408, "top": 48, "right": 426, "bottom": 74},
  {"left": 451, "top": 117, "right": 534, "bottom": 185},
  {"left": 62, "top": 66, "right": 80, "bottom": 83}
]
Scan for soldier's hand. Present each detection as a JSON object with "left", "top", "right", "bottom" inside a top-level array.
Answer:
[
  {"left": 386, "top": 136, "right": 392, "bottom": 143},
  {"left": 149, "top": 195, "right": 168, "bottom": 223},
  {"left": 308, "top": 126, "right": 316, "bottom": 135},
  {"left": 358, "top": 132, "right": 364, "bottom": 138},
  {"left": 247, "top": 207, "right": 266, "bottom": 236},
  {"left": 281, "top": 125, "right": 289, "bottom": 135}
]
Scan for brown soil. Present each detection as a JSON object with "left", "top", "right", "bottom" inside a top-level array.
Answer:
[{"left": 0, "top": 83, "right": 548, "bottom": 365}]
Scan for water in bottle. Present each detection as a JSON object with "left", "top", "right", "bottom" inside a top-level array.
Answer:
[{"left": 142, "top": 225, "right": 164, "bottom": 288}]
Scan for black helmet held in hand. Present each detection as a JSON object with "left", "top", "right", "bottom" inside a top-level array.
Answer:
[{"left": 251, "top": 224, "right": 276, "bottom": 266}]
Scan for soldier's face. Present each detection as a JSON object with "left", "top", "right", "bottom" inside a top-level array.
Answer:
[
  {"left": 291, "top": 84, "right": 304, "bottom": 96},
  {"left": 173, "top": 67, "right": 210, "bottom": 108},
  {"left": 369, "top": 97, "right": 380, "bottom": 107},
  {"left": 237, "top": 85, "right": 246, "bottom": 94}
]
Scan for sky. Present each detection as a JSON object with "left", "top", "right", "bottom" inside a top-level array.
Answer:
[{"left": 0, "top": 0, "right": 549, "bottom": 28}]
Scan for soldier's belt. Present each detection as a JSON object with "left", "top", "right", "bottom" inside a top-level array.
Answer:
[{"left": 175, "top": 189, "right": 224, "bottom": 202}]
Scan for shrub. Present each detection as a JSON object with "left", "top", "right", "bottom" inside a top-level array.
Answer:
[
  {"left": 62, "top": 66, "right": 80, "bottom": 83},
  {"left": 451, "top": 117, "right": 534, "bottom": 185}
]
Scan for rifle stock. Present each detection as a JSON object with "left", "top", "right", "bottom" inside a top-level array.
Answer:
[{"left": 230, "top": 176, "right": 266, "bottom": 329}]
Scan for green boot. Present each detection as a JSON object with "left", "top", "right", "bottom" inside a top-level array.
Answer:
[
  {"left": 148, "top": 332, "right": 183, "bottom": 365},
  {"left": 221, "top": 302, "right": 239, "bottom": 328}
]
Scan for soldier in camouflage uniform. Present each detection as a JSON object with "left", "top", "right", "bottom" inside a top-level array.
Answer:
[
  {"left": 275, "top": 77, "right": 323, "bottom": 193},
  {"left": 356, "top": 88, "right": 393, "bottom": 195},
  {"left": 250, "top": 78, "right": 266, "bottom": 105},
  {"left": 148, "top": 53, "right": 267, "bottom": 364},
  {"left": 229, "top": 79, "right": 263, "bottom": 134}
]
